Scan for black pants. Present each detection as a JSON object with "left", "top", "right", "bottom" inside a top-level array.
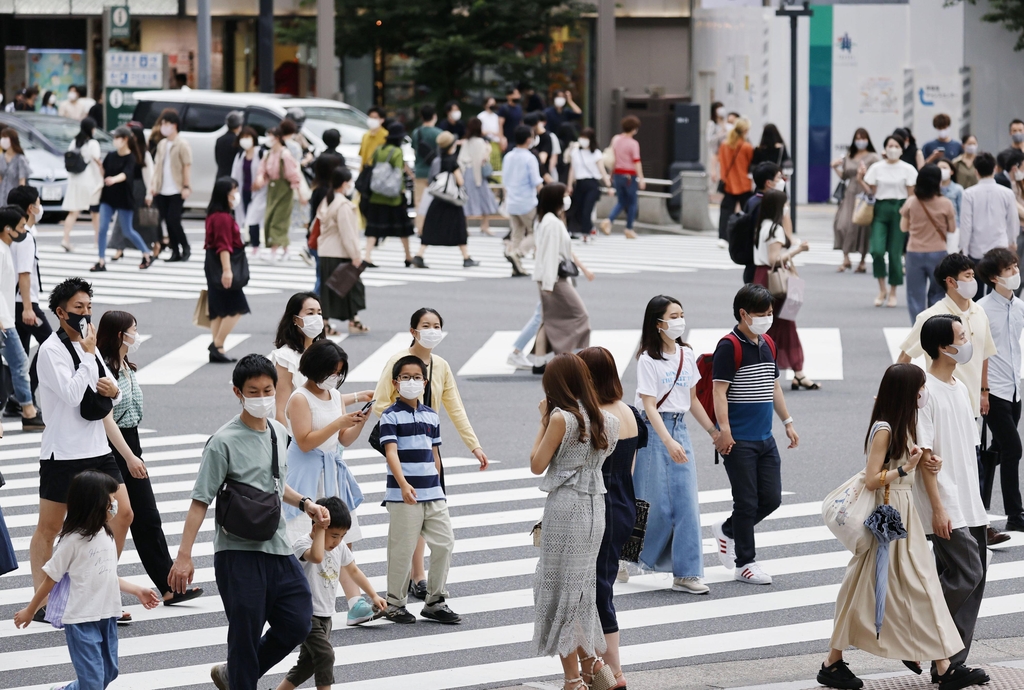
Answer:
[
  {"left": 983, "top": 394, "right": 1023, "bottom": 520},
  {"left": 15, "top": 302, "right": 51, "bottom": 355},
  {"left": 155, "top": 194, "right": 188, "bottom": 255},
  {"left": 570, "top": 178, "right": 601, "bottom": 235},
  {"left": 596, "top": 454, "right": 637, "bottom": 634},
  {"left": 214, "top": 550, "right": 312, "bottom": 690},
  {"left": 719, "top": 191, "right": 753, "bottom": 241},
  {"left": 742, "top": 264, "right": 756, "bottom": 284},
  {"left": 721, "top": 437, "right": 783, "bottom": 568},
  {"left": 929, "top": 525, "right": 987, "bottom": 667},
  {"left": 111, "top": 426, "right": 174, "bottom": 595}
]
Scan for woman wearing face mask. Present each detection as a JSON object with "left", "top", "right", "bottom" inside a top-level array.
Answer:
[
  {"left": 568, "top": 128, "right": 611, "bottom": 241},
  {"left": 864, "top": 135, "right": 919, "bottom": 308},
  {"left": 205, "top": 177, "right": 250, "bottom": 363},
  {"left": 39, "top": 91, "right": 58, "bottom": 115},
  {"left": 0, "top": 129, "right": 31, "bottom": 211},
  {"left": 458, "top": 117, "right": 500, "bottom": 237},
  {"left": 96, "top": 311, "right": 204, "bottom": 607},
  {"left": 93, "top": 127, "right": 154, "bottom": 272},
  {"left": 634, "top": 296, "right": 718, "bottom": 597},
  {"left": 372, "top": 307, "right": 490, "bottom": 598},
  {"left": 478, "top": 97, "right": 503, "bottom": 172},
  {"left": 364, "top": 122, "right": 415, "bottom": 267},
  {"left": 750, "top": 123, "right": 790, "bottom": 170},
  {"left": 254, "top": 126, "right": 302, "bottom": 262},
  {"left": 894, "top": 127, "right": 925, "bottom": 170},
  {"left": 316, "top": 167, "right": 370, "bottom": 334},
  {"left": 832, "top": 128, "right": 880, "bottom": 273},
  {"left": 60, "top": 118, "right": 103, "bottom": 253},
  {"left": 951, "top": 135, "right": 979, "bottom": 189},
  {"left": 938, "top": 159, "right": 964, "bottom": 226},
  {"left": 231, "top": 126, "right": 266, "bottom": 257},
  {"left": 415, "top": 131, "right": 480, "bottom": 268},
  {"left": 706, "top": 101, "right": 727, "bottom": 185},
  {"left": 900, "top": 164, "right": 957, "bottom": 324},
  {"left": 109, "top": 124, "right": 157, "bottom": 260}
]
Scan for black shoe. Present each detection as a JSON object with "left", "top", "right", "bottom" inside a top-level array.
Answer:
[
  {"left": 164, "top": 586, "right": 204, "bottom": 606},
  {"left": 463, "top": 258, "right": 480, "bottom": 268},
  {"left": 181, "top": 246, "right": 191, "bottom": 262},
  {"left": 411, "top": 256, "right": 428, "bottom": 269},
  {"left": 89, "top": 262, "right": 106, "bottom": 272},
  {"left": 165, "top": 252, "right": 182, "bottom": 262},
  {"left": 532, "top": 364, "right": 546, "bottom": 375},
  {"left": 3, "top": 399, "right": 22, "bottom": 418},
  {"left": 937, "top": 663, "right": 989, "bottom": 690},
  {"left": 988, "top": 526, "right": 1011, "bottom": 545},
  {"left": 420, "top": 598, "right": 461, "bottom": 624},
  {"left": 32, "top": 605, "right": 46, "bottom": 623},
  {"left": 209, "top": 348, "right": 235, "bottom": 363},
  {"left": 816, "top": 660, "right": 863, "bottom": 689},
  {"left": 408, "top": 579, "right": 427, "bottom": 600},
  {"left": 505, "top": 251, "right": 526, "bottom": 276},
  {"left": 363, "top": 260, "right": 377, "bottom": 268},
  {"left": 21, "top": 412, "right": 45, "bottom": 432},
  {"left": 382, "top": 605, "right": 416, "bottom": 624},
  {"left": 1005, "top": 517, "right": 1024, "bottom": 532}
]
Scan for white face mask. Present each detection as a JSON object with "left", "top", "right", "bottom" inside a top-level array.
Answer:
[
  {"left": 398, "top": 379, "right": 425, "bottom": 400},
  {"left": 318, "top": 374, "right": 342, "bottom": 391},
  {"left": 917, "top": 386, "right": 929, "bottom": 409},
  {"left": 0, "top": 138, "right": 9, "bottom": 151},
  {"left": 940, "top": 168, "right": 951, "bottom": 181},
  {"left": 578, "top": 137, "right": 590, "bottom": 149},
  {"left": 998, "top": 272, "right": 1022, "bottom": 291},
  {"left": 854, "top": 139, "right": 868, "bottom": 150},
  {"left": 955, "top": 278, "right": 978, "bottom": 300},
  {"left": 886, "top": 147, "right": 902, "bottom": 161},
  {"left": 772, "top": 178, "right": 786, "bottom": 193},
  {"left": 938, "top": 128, "right": 951, "bottom": 139},
  {"left": 229, "top": 192, "right": 240, "bottom": 209},
  {"left": 563, "top": 196, "right": 572, "bottom": 211},
  {"left": 554, "top": 97, "right": 566, "bottom": 108},
  {"left": 298, "top": 314, "right": 324, "bottom": 339},
  {"left": 239, "top": 137, "right": 254, "bottom": 151},
  {"left": 724, "top": 122, "right": 735, "bottom": 132},
  {"left": 944, "top": 340, "right": 974, "bottom": 365},
  {"left": 367, "top": 117, "right": 381, "bottom": 131},
  {"left": 160, "top": 123, "right": 174, "bottom": 138},
  {"left": 660, "top": 317, "right": 686, "bottom": 340},
  {"left": 450, "top": 110, "right": 462, "bottom": 122},
  {"left": 47, "top": 95, "right": 56, "bottom": 106},
  {"left": 1015, "top": 170, "right": 1024, "bottom": 181},
  {"left": 716, "top": 107, "right": 725, "bottom": 118},
  {"left": 965, "top": 144, "right": 978, "bottom": 154},
  {"left": 416, "top": 327, "right": 445, "bottom": 349},
  {"left": 108, "top": 498, "right": 118, "bottom": 518},
  {"left": 747, "top": 314, "right": 773, "bottom": 335},
  {"left": 124, "top": 332, "right": 142, "bottom": 355},
  {"left": 68, "top": 91, "right": 78, "bottom": 102},
  {"left": 242, "top": 394, "right": 276, "bottom": 419}
]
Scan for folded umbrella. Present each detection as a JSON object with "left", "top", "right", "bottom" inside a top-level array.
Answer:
[{"left": 863, "top": 501, "right": 908, "bottom": 639}]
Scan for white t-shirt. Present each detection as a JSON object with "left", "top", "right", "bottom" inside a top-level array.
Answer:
[
  {"left": 754, "top": 219, "right": 785, "bottom": 267},
  {"left": 160, "top": 140, "right": 179, "bottom": 196},
  {"left": 11, "top": 226, "right": 39, "bottom": 304},
  {"left": 864, "top": 160, "right": 918, "bottom": 200},
  {"left": 571, "top": 147, "right": 603, "bottom": 180},
  {"left": 42, "top": 530, "right": 121, "bottom": 625},
  {"left": 293, "top": 532, "right": 354, "bottom": 617},
  {"left": 634, "top": 345, "right": 699, "bottom": 414},
  {"left": 478, "top": 111, "right": 500, "bottom": 143},
  {"left": 913, "top": 373, "right": 989, "bottom": 533},
  {"left": 0, "top": 241, "right": 16, "bottom": 330}
]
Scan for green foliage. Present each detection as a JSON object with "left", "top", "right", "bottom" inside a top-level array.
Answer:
[
  {"left": 275, "top": 16, "right": 317, "bottom": 46},
  {"left": 949, "top": 0, "right": 1024, "bottom": 50}
]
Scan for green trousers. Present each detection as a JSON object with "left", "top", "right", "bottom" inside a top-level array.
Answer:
[{"left": 870, "top": 198, "right": 905, "bottom": 286}]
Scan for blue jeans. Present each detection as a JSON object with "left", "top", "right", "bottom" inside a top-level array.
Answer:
[
  {"left": 514, "top": 302, "right": 542, "bottom": 352},
  {"left": 0, "top": 327, "right": 32, "bottom": 405},
  {"left": 905, "top": 250, "right": 947, "bottom": 324},
  {"left": 609, "top": 174, "right": 639, "bottom": 229},
  {"left": 721, "top": 437, "right": 783, "bottom": 568},
  {"left": 310, "top": 247, "right": 320, "bottom": 293},
  {"left": 64, "top": 617, "right": 118, "bottom": 690},
  {"left": 98, "top": 203, "right": 148, "bottom": 260},
  {"left": 633, "top": 412, "right": 703, "bottom": 578}
]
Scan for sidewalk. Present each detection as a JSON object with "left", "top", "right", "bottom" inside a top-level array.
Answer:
[{"left": 489, "top": 636, "right": 1024, "bottom": 689}]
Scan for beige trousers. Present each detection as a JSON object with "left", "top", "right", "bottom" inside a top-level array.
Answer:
[
  {"left": 385, "top": 500, "right": 455, "bottom": 607},
  {"left": 507, "top": 208, "right": 537, "bottom": 257}
]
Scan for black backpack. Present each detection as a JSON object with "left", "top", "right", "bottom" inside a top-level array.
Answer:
[
  {"left": 64, "top": 149, "right": 88, "bottom": 174},
  {"left": 727, "top": 210, "right": 756, "bottom": 266}
]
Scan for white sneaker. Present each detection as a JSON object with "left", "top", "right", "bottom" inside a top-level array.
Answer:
[
  {"left": 717, "top": 239, "right": 729, "bottom": 249},
  {"left": 712, "top": 520, "right": 736, "bottom": 570},
  {"left": 506, "top": 351, "right": 533, "bottom": 370},
  {"left": 672, "top": 577, "right": 710, "bottom": 594},
  {"left": 616, "top": 561, "right": 630, "bottom": 583},
  {"left": 734, "top": 561, "right": 772, "bottom": 585}
]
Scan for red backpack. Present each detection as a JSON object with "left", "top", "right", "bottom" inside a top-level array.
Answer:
[{"left": 695, "top": 332, "right": 777, "bottom": 440}]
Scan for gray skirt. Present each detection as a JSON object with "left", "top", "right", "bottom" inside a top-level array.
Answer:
[
  {"left": 463, "top": 175, "right": 499, "bottom": 217},
  {"left": 537, "top": 278, "right": 590, "bottom": 355}
]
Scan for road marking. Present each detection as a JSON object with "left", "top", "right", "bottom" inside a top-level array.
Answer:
[
  {"left": 687, "top": 328, "right": 844, "bottom": 380},
  {"left": 135, "top": 334, "right": 251, "bottom": 385},
  {"left": 456, "top": 330, "right": 640, "bottom": 377},
  {"left": 346, "top": 332, "right": 411, "bottom": 382}
]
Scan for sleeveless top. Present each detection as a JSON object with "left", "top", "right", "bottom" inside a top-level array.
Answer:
[
  {"left": 269, "top": 345, "right": 306, "bottom": 389},
  {"left": 290, "top": 387, "right": 343, "bottom": 452},
  {"left": 867, "top": 420, "right": 915, "bottom": 491},
  {"left": 539, "top": 406, "right": 619, "bottom": 496}
]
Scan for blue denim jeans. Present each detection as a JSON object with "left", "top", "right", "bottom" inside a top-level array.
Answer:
[
  {"left": 0, "top": 327, "right": 32, "bottom": 405},
  {"left": 905, "top": 250, "right": 947, "bottom": 324},
  {"left": 310, "top": 247, "right": 320, "bottom": 293},
  {"left": 721, "top": 437, "right": 783, "bottom": 568},
  {"left": 609, "top": 174, "right": 639, "bottom": 229},
  {"left": 513, "top": 302, "right": 542, "bottom": 352},
  {"left": 633, "top": 412, "right": 703, "bottom": 578},
  {"left": 98, "top": 203, "right": 148, "bottom": 259},
  {"left": 64, "top": 617, "right": 118, "bottom": 690}
]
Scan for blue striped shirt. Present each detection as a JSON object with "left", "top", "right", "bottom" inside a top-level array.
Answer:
[{"left": 379, "top": 400, "right": 445, "bottom": 503}]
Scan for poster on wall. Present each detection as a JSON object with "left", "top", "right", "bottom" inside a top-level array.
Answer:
[
  {"left": 4, "top": 48, "right": 27, "bottom": 97},
  {"left": 27, "top": 50, "right": 86, "bottom": 101},
  {"left": 858, "top": 77, "right": 900, "bottom": 115}
]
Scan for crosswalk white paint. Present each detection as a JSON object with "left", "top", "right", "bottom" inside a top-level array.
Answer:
[
  {"left": 134, "top": 334, "right": 251, "bottom": 385},
  {"left": 688, "top": 327, "right": 844, "bottom": 380},
  {"left": 455, "top": 330, "right": 641, "bottom": 377},
  {"left": 346, "top": 332, "right": 415, "bottom": 382}
]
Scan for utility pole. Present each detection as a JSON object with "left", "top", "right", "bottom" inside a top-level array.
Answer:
[
  {"left": 595, "top": 0, "right": 615, "bottom": 146},
  {"left": 316, "top": 0, "right": 336, "bottom": 98},
  {"left": 258, "top": 0, "right": 274, "bottom": 93},
  {"left": 197, "top": 0, "right": 211, "bottom": 89},
  {"left": 776, "top": 1, "right": 812, "bottom": 233}
]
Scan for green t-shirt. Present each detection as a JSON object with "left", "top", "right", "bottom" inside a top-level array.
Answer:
[
  {"left": 191, "top": 415, "right": 292, "bottom": 556},
  {"left": 411, "top": 125, "right": 442, "bottom": 178}
]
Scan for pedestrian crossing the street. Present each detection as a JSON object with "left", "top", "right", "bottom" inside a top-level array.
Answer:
[{"left": 1, "top": 428, "right": 1022, "bottom": 690}]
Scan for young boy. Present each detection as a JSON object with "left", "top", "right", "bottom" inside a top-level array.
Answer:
[
  {"left": 379, "top": 354, "right": 459, "bottom": 624},
  {"left": 277, "top": 497, "right": 386, "bottom": 690},
  {"left": 916, "top": 314, "right": 991, "bottom": 685}
]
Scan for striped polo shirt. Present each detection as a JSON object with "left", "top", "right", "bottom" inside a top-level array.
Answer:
[
  {"left": 379, "top": 400, "right": 445, "bottom": 503},
  {"left": 711, "top": 327, "right": 779, "bottom": 441}
]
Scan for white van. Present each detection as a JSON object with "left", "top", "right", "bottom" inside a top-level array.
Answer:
[{"left": 132, "top": 91, "right": 372, "bottom": 209}]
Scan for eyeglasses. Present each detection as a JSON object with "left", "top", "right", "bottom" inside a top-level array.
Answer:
[{"left": 397, "top": 375, "right": 424, "bottom": 382}]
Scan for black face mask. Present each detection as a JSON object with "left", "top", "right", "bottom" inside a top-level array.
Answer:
[
  {"left": 11, "top": 230, "right": 28, "bottom": 243},
  {"left": 61, "top": 312, "right": 91, "bottom": 338},
  {"left": 511, "top": 98, "right": 521, "bottom": 105}
]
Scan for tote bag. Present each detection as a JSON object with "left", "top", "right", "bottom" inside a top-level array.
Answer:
[
  {"left": 192, "top": 290, "right": 211, "bottom": 329},
  {"left": 821, "top": 469, "right": 875, "bottom": 554},
  {"left": 427, "top": 170, "right": 468, "bottom": 206},
  {"left": 852, "top": 193, "right": 875, "bottom": 226},
  {"left": 778, "top": 273, "right": 805, "bottom": 321}
]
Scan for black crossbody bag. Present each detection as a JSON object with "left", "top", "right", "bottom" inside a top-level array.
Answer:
[
  {"left": 215, "top": 424, "right": 282, "bottom": 542},
  {"left": 57, "top": 330, "right": 113, "bottom": 421}
]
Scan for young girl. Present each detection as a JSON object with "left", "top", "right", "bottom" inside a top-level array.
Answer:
[
  {"left": 633, "top": 295, "right": 718, "bottom": 594},
  {"left": 14, "top": 471, "right": 160, "bottom": 689}
]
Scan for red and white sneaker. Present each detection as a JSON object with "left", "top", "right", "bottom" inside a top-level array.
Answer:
[
  {"left": 734, "top": 561, "right": 772, "bottom": 585},
  {"left": 711, "top": 520, "right": 736, "bottom": 570}
]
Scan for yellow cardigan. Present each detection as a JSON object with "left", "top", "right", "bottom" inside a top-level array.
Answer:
[{"left": 371, "top": 349, "right": 481, "bottom": 451}]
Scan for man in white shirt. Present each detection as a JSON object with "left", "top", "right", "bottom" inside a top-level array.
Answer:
[
  {"left": 6, "top": 187, "right": 52, "bottom": 357},
  {"left": 0, "top": 206, "right": 43, "bottom": 430},
  {"left": 148, "top": 110, "right": 193, "bottom": 262},
  {"left": 916, "top": 314, "right": 991, "bottom": 681},
  {"left": 56, "top": 85, "right": 89, "bottom": 121},
  {"left": 959, "top": 153, "right": 1017, "bottom": 289}
]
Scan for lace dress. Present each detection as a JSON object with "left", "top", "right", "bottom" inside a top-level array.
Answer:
[{"left": 533, "top": 407, "right": 619, "bottom": 658}]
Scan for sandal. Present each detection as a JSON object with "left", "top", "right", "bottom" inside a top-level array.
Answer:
[
  {"left": 349, "top": 320, "right": 370, "bottom": 335},
  {"left": 581, "top": 655, "right": 617, "bottom": 690},
  {"left": 60, "top": 242, "right": 74, "bottom": 253},
  {"left": 164, "top": 587, "right": 204, "bottom": 606},
  {"left": 854, "top": 262, "right": 867, "bottom": 273},
  {"left": 117, "top": 611, "right": 132, "bottom": 625},
  {"left": 139, "top": 256, "right": 154, "bottom": 270},
  {"left": 874, "top": 294, "right": 886, "bottom": 307},
  {"left": 791, "top": 375, "right": 821, "bottom": 391},
  {"left": 612, "top": 670, "right": 627, "bottom": 689},
  {"left": 325, "top": 324, "right": 341, "bottom": 336},
  {"left": 111, "top": 251, "right": 124, "bottom": 262},
  {"left": 837, "top": 261, "right": 851, "bottom": 272},
  {"left": 886, "top": 295, "right": 898, "bottom": 308},
  {"left": 563, "top": 678, "right": 586, "bottom": 690}
]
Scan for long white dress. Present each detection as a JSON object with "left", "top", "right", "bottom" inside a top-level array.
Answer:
[{"left": 61, "top": 139, "right": 102, "bottom": 212}]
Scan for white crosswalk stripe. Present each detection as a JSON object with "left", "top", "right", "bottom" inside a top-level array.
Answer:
[{"left": 1, "top": 425, "right": 1021, "bottom": 690}]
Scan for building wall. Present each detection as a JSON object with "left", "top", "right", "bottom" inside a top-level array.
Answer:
[
  {"left": 614, "top": 18, "right": 691, "bottom": 98},
  {"left": 965, "top": 0, "right": 1024, "bottom": 153}
]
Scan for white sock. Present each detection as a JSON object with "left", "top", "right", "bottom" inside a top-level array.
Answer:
[{"left": 348, "top": 596, "right": 362, "bottom": 609}]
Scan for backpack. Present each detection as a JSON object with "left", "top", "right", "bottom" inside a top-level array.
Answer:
[
  {"left": 64, "top": 149, "right": 88, "bottom": 174},
  {"left": 726, "top": 209, "right": 756, "bottom": 266},
  {"left": 369, "top": 146, "right": 404, "bottom": 197}
]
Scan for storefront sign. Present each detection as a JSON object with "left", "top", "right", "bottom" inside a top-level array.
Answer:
[
  {"left": 105, "top": 52, "right": 164, "bottom": 129},
  {"left": 110, "top": 6, "right": 131, "bottom": 39}
]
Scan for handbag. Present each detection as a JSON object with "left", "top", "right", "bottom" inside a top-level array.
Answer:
[
  {"left": 193, "top": 289, "right": 211, "bottom": 329},
  {"left": 135, "top": 205, "right": 160, "bottom": 231},
  {"left": 778, "top": 273, "right": 805, "bottom": 321},
  {"left": 43, "top": 573, "right": 71, "bottom": 628},
  {"left": 832, "top": 179, "right": 848, "bottom": 203},
  {"left": 822, "top": 469, "right": 875, "bottom": 554},
  {"left": 619, "top": 499, "right": 651, "bottom": 563},
  {"left": 308, "top": 217, "right": 320, "bottom": 250},
  {"left": 602, "top": 137, "right": 617, "bottom": 171},
  {"left": 326, "top": 261, "right": 366, "bottom": 299},
  {"left": 57, "top": 330, "right": 113, "bottom": 421},
  {"left": 428, "top": 170, "right": 468, "bottom": 207},
  {"left": 215, "top": 423, "right": 283, "bottom": 542},
  {"left": 852, "top": 193, "right": 875, "bottom": 226},
  {"left": 767, "top": 263, "right": 791, "bottom": 298},
  {"left": 557, "top": 257, "right": 579, "bottom": 279},
  {"left": 205, "top": 248, "right": 250, "bottom": 290}
]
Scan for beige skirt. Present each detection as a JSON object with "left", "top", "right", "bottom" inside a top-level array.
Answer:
[
  {"left": 537, "top": 278, "right": 590, "bottom": 355},
  {"left": 829, "top": 475, "right": 963, "bottom": 661}
]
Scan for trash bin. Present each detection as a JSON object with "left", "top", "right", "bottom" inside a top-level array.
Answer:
[{"left": 678, "top": 170, "right": 715, "bottom": 233}]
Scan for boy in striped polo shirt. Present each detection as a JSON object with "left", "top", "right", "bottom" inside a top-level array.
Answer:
[{"left": 379, "top": 355, "right": 459, "bottom": 625}]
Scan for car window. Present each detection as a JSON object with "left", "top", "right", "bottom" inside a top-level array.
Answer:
[
  {"left": 182, "top": 104, "right": 235, "bottom": 133},
  {"left": 245, "top": 108, "right": 282, "bottom": 136},
  {"left": 0, "top": 120, "right": 40, "bottom": 150},
  {"left": 302, "top": 107, "right": 368, "bottom": 129},
  {"left": 132, "top": 101, "right": 183, "bottom": 129}
]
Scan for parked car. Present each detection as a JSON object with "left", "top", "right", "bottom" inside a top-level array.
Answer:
[{"left": 0, "top": 112, "right": 114, "bottom": 214}]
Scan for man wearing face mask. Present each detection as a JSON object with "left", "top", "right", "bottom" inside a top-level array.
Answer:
[
  {"left": 543, "top": 90, "right": 581, "bottom": 133},
  {"left": 215, "top": 111, "right": 244, "bottom": 180},
  {"left": 922, "top": 113, "right": 963, "bottom": 163},
  {"left": 959, "top": 153, "right": 1017, "bottom": 291},
  {"left": 148, "top": 110, "right": 193, "bottom": 262},
  {"left": 498, "top": 87, "right": 523, "bottom": 152},
  {"left": 1010, "top": 119, "right": 1024, "bottom": 153},
  {"left": 0, "top": 205, "right": 43, "bottom": 429},
  {"left": 915, "top": 315, "right": 993, "bottom": 684},
  {"left": 57, "top": 85, "right": 89, "bottom": 121},
  {"left": 6, "top": 187, "right": 52, "bottom": 361},
  {"left": 710, "top": 284, "right": 798, "bottom": 586},
  {"left": 438, "top": 100, "right": 466, "bottom": 141},
  {"left": 170, "top": 354, "right": 331, "bottom": 690},
  {"left": 358, "top": 106, "right": 388, "bottom": 170}
]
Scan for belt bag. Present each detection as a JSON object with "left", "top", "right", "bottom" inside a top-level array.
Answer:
[
  {"left": 215, "top": 424, "right": 282, "bottom": 541},
  {"left": 57, "top": 330, "right": 113, "bottom": 421}
]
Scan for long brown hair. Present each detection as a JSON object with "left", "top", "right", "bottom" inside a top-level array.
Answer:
[
  {"left": 542, "top": 353, "right": 608, "bottom": 450},
  {"left": 1, "top": 128, "right": 24, "bottom": 155},
  {"left": 577, "top": 347, "right": 623, "bottom": 405},
  {"left": 865, "top": 363, "right": 925, "bottom": 460},
  {"left": 96, "top": 310, "right": 137, "bottom": 376}
]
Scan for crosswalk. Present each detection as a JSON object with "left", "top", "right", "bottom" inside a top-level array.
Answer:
[{"left": 1, "top": 426, "right": 1022, "bottom": 690}]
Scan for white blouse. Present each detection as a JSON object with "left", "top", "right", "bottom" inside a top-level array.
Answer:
[{"left": 533, "top": 212, "right": 573, "bottom": 291}]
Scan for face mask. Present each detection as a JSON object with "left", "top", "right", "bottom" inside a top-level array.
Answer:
[
  {"left": 48, "top": 95, "right": 56, "bottom": 106},
  {"left": 0, "top": 138, "right": 9, "bottom": 150},
  {"left": 955, "top": 278, "right": 978, "bottom": 300},
  {"left": 68, "top": 91, "right": 78, "bottom": 102},
  {"left": 450, "top": 110, "right": 462, "bottom": 122},
  {"left": 940, "top": 168, "right": 951, "bottom": 181},
  {"left": 660, "top": 317, "right": 686, "bottom": 340},
  {"left": 242, "top": 394, "right": 276, "bottom": 418},
  {"left": 10, "top": 228, "right": 27, "bottom": 243},
  {"left": 367, "top": 117, "right": 381, "bottom": 131},
  {"left": 1014, "top": 132, "right": 1024, "bottom": 144},
  {"left": 318, "top": 374, "right": 342, "bottom": 391},
  {"left": 965, "top": 144, "right": 978, "bottom": 154},
  {"left": 578, "top": 137, "right": 590, "bottom": 149},
  {"left": 298, "top": 314, "right": 324, "bottom": 338},
  {"left": 938, "top": 128, "right": 951, "bottom": 139},
  {"left": 124, "top": 332, "right": 142, "bottom": 355},
  {"left": 511, "top": 98, "right": 521, "bottom": 104},
  {"left": 563, "top": 196, "right": 572, "bottom": 211},
  {"left": 998, "top": 272, "right": 1022, "bottom": 291},
  {"left": 1015, "top": 170, "right": 1024, "bottom": 182},
  {"left": 554, "top": 97, "right": 566, "bottom": 108},
  {"left": 160, "top": 123, "right": 174, "bottom": 137},
  {"left": 398, "top": 379, "right": 425, "bottom": 400},
  {"left": 239, "top": 138, "right": 254, "bottom": 151},
  {"left": 416, "top": 327, "right": 445, "bottom": 349},
  {"left": 229, "top": 192, "right": 240, "bottom": 209},
  {"left": 886, "top": 147, "right": 902, "bottom": 161},
  {"left": 108, "top": 498, "right": 118, "bottom": 518},
  {"left": 113, "top": 138, "right": 125, "bottom": 151},
  {"left": 854, "top": 139, "right": 868, "bottom": 150},
  {"left": 62, "top": 312, "right": 91, "bottom": 338},
  {"left": 716, "top": 107, "right": 725, "bottom": 118},
  {"left": 773, "top": 178, "right": 786, "bottom": 193},
  {"left": 724, "top": 122, "right": 735, "bottom": 132},
  {"left": 747, "top": 314, "right": 773, "bottom": 335},
  {"left": 917, "top": 386, "right": 929, "bottom": 409},
  {"left": 343, "top": 184, "right": 354, "bottom": 199},
  {"left": 944, "top": 340, "right": 974, "bottom": 365}
]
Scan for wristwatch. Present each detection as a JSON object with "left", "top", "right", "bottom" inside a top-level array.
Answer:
[
  {"left": 299, "top": 496, "right": 312, "bottom": 513},
  {"left": 897, "top": 466, "right": 908, "bottom": 478}
]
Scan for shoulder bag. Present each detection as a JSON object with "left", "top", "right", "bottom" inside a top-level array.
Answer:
[
  {"left": 656, "top": 349, "right": 685, "bottom": 409},
  {"left": 215, "top": 423, "right": 283, "bottom": 542},
  {"left": 57, "top": 330, "right": 114, "bottom": 421},
  {"left": 557, "top": 257, "right": 579, "bottom": 279},
  {"left": 427, "top": 168, "right": 468, "bottom": 206},
  {"left": 821, "top": 424, "right": 892, "bottom": 554},
  {"left": 205, "top": 246, "right": 250, "bottom": 290},
  {"left": 851, "top": 193, "right": 875, "bottom": 226},
  {"left": 369, "top": 146, "right": 404, "bottom": 197},
  {"left": 717, "top": 144, "right": 740, "bottom": 194},
  {"left": 602, "top": 135, "right": 618, "bottom": 171}
]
